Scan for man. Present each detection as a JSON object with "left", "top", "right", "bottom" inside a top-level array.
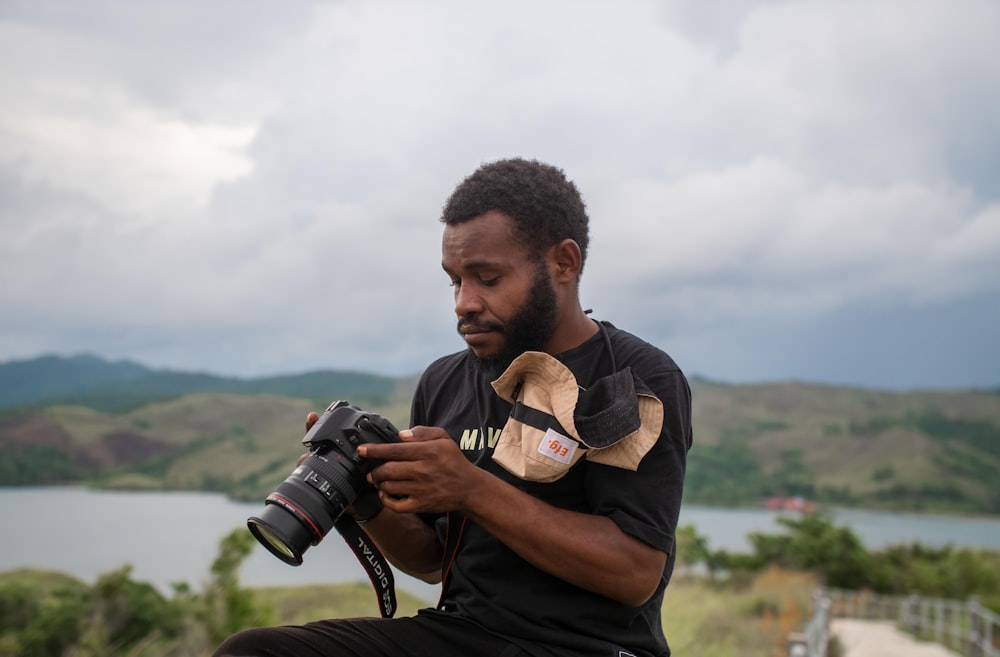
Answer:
[{"left": 214, "top": 158, "right": 692, "bottom": 657}]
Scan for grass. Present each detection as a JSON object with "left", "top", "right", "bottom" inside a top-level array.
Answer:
[
  {"left": 0, "top": 565, "right": 841, "bottom": 657},
  {"left": 255, "top": 581, "right": 429, "bottom": 625},
  {"left": 663, "top": 568, "right": 820, "bottom": 657},
  {"left": 251, "top": 567, "right": 822, "bottom": 657}
]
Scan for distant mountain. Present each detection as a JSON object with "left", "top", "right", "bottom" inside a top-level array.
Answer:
[
  {"left": 0, "top": 354, "right": 410, "bottom": 412},
  {"left": 0, "top": 354, "right": 150, "bottom": 409}
]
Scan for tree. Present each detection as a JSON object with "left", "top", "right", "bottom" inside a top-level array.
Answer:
[
  {"left": 746, "top": 513, "right": 871, "bottom": 589},
  {"left": 71, "top": 565, "right": 182, "bottom": 657},
  {"left": 198, "top": 528, "right": 275, "bottom": 645},
  {"left": 16, "top": 587, "right": 87, "bottom": 657}
]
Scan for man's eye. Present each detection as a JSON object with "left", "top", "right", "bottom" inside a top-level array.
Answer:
[{"left": 480, "top": 277, "right": 499, "bottom": 287}]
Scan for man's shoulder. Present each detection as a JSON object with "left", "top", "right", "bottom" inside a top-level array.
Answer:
[
  {"left": 603, "top": 322, "right": 693, "bottom": 449},
  {"left": 411, "top": 349, "right": 481, "bottom": 426},
  {"left": 603, "top": 322, "right": 683, "bottom": 373},
  {"left": 417, "top": 349, "right": 473, "bottom": 386}
]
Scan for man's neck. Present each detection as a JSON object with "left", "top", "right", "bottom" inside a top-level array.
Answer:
[{"left": 544, "top": 308, "right": 599, "bottom": 356}]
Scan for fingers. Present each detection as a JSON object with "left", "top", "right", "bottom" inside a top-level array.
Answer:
[
  {"left": 360, "top": 426, "right": 450, "bottom": 459},
  {"left": 399, "top": 426, "right": 450, "bottom": 442},
  {"left": 378, "top": 491, "right": 419, "bottom": 514},
  {"left": 366, "top": 467, "right": 426, "bottom": 511},
  {"left": 359, "top": 433, "right": 468, "bottom": 514},
  {"left": 360, "top": 441, "right": 427, "bottom": 461}
]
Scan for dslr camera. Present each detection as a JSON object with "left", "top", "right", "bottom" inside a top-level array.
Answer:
[{"left": 247, "top": 400, "right": 400, "bottom": 565}]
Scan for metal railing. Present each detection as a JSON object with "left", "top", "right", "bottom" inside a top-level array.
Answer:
[
  {"left": 788, "top": 588, "right": 1000, "bottom": 657},
  {"left": 787, "top": 590, "right": 831, "bottom": 657}
]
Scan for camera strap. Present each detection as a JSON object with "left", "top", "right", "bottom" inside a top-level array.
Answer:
[{"left": 334, "top": 515, "right": 398, "bottom": 618}]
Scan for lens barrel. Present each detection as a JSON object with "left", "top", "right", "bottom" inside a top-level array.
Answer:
[
  {"left": 247, "top": 446, "right": 366, "bottom": 564},
  {"left": 247, "top": 504, "right": 309, "bottom": 565},
  {"left": 247, "top": 401, "right": 400, "bottom": 566}
]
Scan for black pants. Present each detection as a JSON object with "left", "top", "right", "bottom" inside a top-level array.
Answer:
[{"left": 212, "top": 609, "right": 529, "bottom": 657}]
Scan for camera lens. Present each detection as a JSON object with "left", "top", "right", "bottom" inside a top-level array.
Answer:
[
  {"left": 247, "top": 451, "right": 360, "bottom": 565},
  {"left": 248, "top": 401, "right": 400, "bottom": 567},
  {"left": 248, "top": 518, "right": 301, "bottom": 564}
]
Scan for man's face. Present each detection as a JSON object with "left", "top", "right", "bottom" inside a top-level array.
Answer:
[{"left": 442, "top": 211, "right": 559, "bottom": 377}]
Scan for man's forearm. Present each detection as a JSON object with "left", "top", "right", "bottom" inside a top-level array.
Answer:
[
  {"left": 359, "top": 508, "right": 444, "bottom": 583},
  {"left": 461, "top": 469, "right": 666, "bottom": 606}
]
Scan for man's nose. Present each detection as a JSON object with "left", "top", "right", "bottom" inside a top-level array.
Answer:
[{"left": 454, "top": 283, "right": 483, "bottom": 317}]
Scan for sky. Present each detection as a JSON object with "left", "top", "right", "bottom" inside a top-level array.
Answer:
[{"left": 1, "top": 0, "right": 998, "bottom": 391}]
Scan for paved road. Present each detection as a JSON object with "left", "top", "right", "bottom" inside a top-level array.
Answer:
[{"left": 832, "top": 619, "right": 960, "bottom": 657}]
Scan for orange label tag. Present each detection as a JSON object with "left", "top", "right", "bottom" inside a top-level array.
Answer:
[{"left": 537, "top": 428, "right": 578, "bottom": 464}]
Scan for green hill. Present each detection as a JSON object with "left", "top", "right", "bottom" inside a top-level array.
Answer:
[
  {"left": 686, "top": 378, "right": 1000, "bottom": 514},
  {"left": 0, "top": 392, "right": 413, "bottom": 501},
  {"left": 1, "top": 356, "right": 998, "bottom": 514}
]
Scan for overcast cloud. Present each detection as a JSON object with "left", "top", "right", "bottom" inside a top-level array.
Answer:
[{"left": 1, "top": 0, "right": 998, "bottom": 390}]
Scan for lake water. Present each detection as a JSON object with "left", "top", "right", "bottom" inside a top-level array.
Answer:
[{"left": 3, "top": 487, "right": 1000, "bottom": 603}]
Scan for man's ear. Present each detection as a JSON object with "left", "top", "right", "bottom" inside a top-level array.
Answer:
[{"left": 550, "top": 238, "right": 583, "bottom": 283}]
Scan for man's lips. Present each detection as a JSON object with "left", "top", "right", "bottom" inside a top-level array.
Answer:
[
  {"left": 457, "top": 320, "right": 502, "bottom": 345},
  {"left": 457, "top": 320, "right": 502, "bottom": 335}
]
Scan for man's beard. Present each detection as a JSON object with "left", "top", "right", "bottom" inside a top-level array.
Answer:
[{"left": 461, "top": 264, "right": 559, "bottom": 380}]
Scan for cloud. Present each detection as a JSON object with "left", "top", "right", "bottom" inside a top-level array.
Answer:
[
  {"left": 587, "top": 158, "right": 998, "bottom": 315},
  {"left": 0, "top": 0, "right": 998, "bottom": 388}
]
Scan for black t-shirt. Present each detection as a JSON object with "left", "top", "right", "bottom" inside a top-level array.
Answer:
[{"left": 410, "top": 322, "right": 692, "bottom": 657}]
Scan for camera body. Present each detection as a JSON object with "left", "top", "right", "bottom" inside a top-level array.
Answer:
[{"left": 248, "top": 400, "right": 400, "bottom": 565}]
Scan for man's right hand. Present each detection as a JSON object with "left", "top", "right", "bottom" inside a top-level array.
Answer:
[{"left": 301, "top": 411, "right": 443, "bottom": 580}]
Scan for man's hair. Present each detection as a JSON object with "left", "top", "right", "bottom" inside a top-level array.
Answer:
[{"left": 441, "top": 158, "right": 590, "bottom": 272}]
